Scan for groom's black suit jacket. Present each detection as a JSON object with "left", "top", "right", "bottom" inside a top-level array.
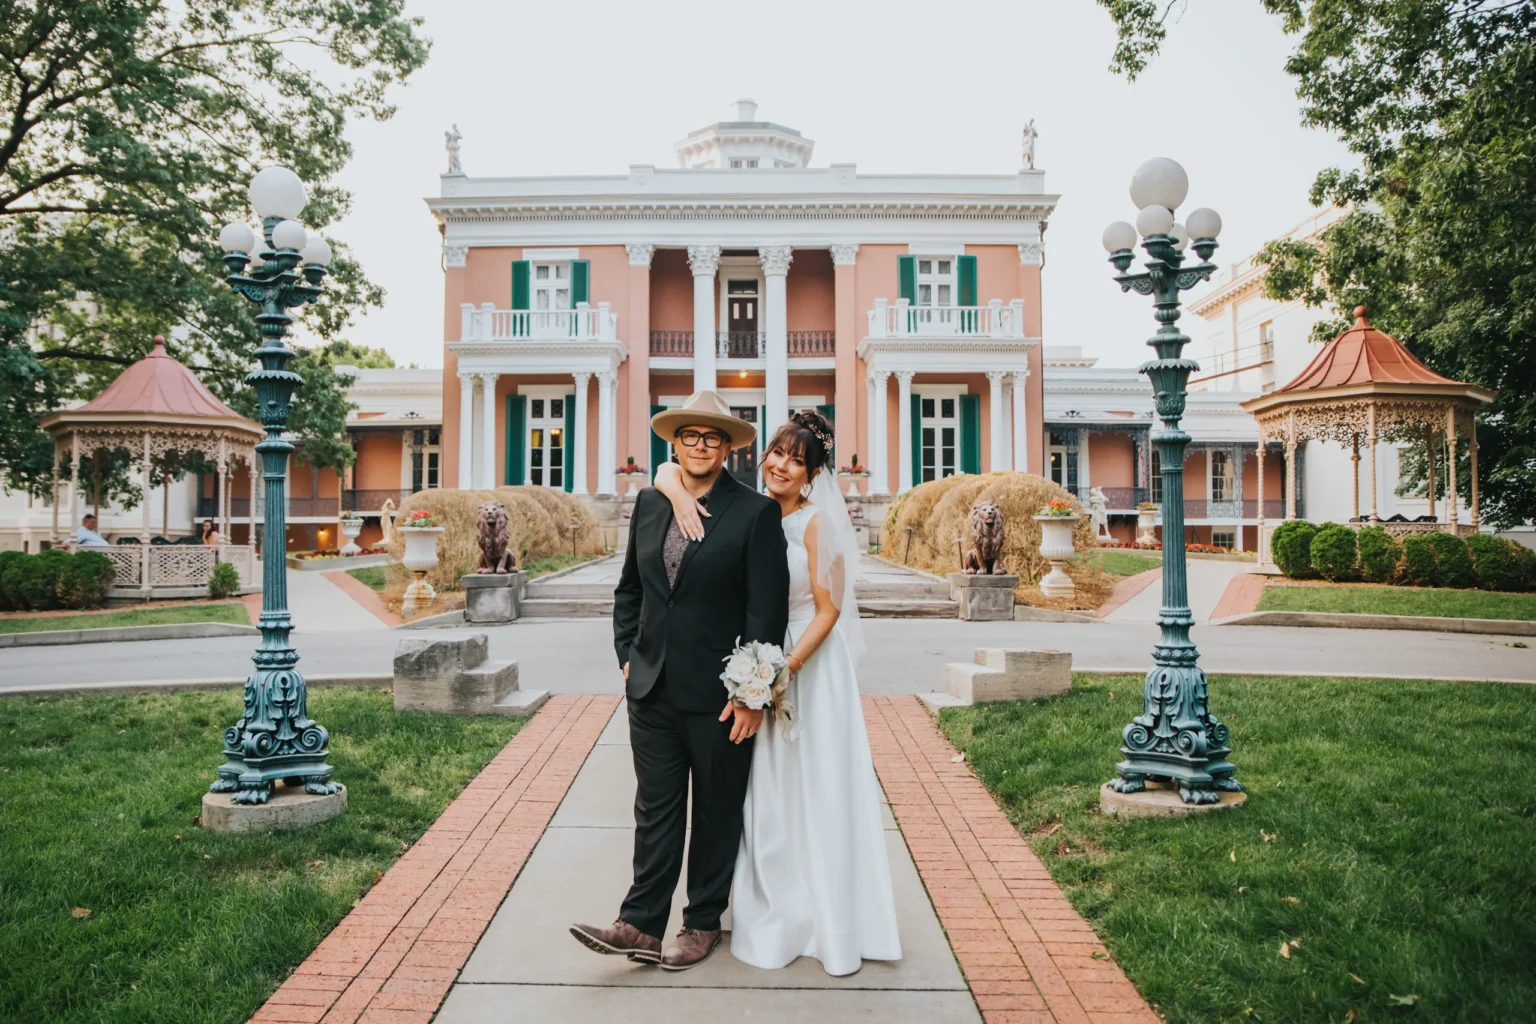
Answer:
[{"left": 613, "top": 471, "right": 790, "bottom": 715}]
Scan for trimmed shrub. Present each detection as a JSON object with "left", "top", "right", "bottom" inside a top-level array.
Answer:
[
  {"left": 1426, "top": 532, "right": 1475, "bottom": 588},
  {"left": 1270, "top": 520, "right": 1319, "bottom": 578},
  {"left": 1356, "top": 526, "right": 1402, "bottom": 584},
  {"left": 0, "top": 550, "right": 25, "bottom": 611},
  {"left": 1309, "top": 523, "right": 1359, "bottom": 582},
  {"left": 1400, "top": 534, "right": 1441, "bottom": 587},
  {"left": 1516, "top": 543, "right": 1536, "bottom": 592},
  {"left": 208, "top": 561, "right": 242, "bottom": 600},
  {"left": 10, "top": 548, "right": 71, "bottom": 611},
  {"left": 59, "top": 550, "right": 115, "bottom": 608},
  {"left": 1465, "top": 534, "right": 1526, "bottom": 593}
]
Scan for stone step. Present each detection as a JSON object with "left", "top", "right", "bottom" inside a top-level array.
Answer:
[
  {"left": 523, "top": 582, "right": 614, "bottom": 600},
  {"left": 857, "top": 598, "right": 958, "bottom": 619},
  {"left": 493, "top": 688, "right": 551, "bottom": 717},
  {"left": 519, "top": 597, "right": 614, "bottom": 618},
  {"left": 855, "top": 582, "right": 952, "bottom": 601}
]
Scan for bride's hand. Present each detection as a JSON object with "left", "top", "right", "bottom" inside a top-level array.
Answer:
[{"left": 654, "top": 462, "right": 709, "bottom": 541}]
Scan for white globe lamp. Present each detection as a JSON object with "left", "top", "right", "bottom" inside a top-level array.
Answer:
[
  {"left": 219, "top": 222, "right": 256, "bottom": 254},
  {"left": 271, "top": 219, "right": 307, "bottom": 252},
  {"left": 1170, "top": 222, "right": 1189, "bottom": 252},
  {"left": 248, "top": 166, "right": 307, "bottom": 220},
  {"left": 1135, "top": 205, "right": 1175, "bottom": 239},
  {"left": 299, "top": 237, "right": 332, "bottom": 267},
  {"left": 1102, "top": 221, "right": 1138, "bottom": 253},
  {"left": 1186, "top": 207, "right": 1223, "bottom": 241},
  {"left": 1129, "top": 157, "right": 1189, "bottom": 212}
]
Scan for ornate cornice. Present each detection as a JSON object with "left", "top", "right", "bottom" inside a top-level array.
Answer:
[{"left": 430, "top": 197, "right": 1060, "bottom": 225}]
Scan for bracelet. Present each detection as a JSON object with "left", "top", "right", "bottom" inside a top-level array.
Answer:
[{"left": 787, "top": 655, "right": 803, "bottom": 673}]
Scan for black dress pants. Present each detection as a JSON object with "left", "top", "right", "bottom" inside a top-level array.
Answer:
[{"left": 619, "top": 675, "right": 754, "bottom": 940}]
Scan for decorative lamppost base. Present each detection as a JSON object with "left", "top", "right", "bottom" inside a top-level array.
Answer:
[
  {"left": 1099, "top": 780, "right": 1246, "bottom": 818},
  {"left": 202, "top": 781, "right": 347, "bottom": 833}
]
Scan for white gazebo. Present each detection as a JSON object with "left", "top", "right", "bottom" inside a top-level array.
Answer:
[
  {"left": 1243, "top": 307, "right": 1495, "bottom": 568},
  {"left": 41, "top": 336, "right": 263, "bottom": 597}
]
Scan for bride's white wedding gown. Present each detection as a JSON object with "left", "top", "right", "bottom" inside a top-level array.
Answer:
[{"left": 730, "top": 504, "right": 902, "bottom": 976}]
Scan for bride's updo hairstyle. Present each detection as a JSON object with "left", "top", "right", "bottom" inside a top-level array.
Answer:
[{"left": 764, "top": 409, "right": 833, "bottom": 481}]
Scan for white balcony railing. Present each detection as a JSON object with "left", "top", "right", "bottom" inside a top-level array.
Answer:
[
  {"left": 459, "top": 302, "right": 618, "bottom": 343},
  {"left": 866, "top": 298, "right": 1027, "bottom": 340}
]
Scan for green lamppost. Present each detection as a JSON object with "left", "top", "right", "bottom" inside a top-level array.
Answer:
[
  {"left": 1102, "top": 158, "right": 1241, "bottom": 805},
  {"left": 208, "top": 167, "right": 341, "bottom": 805}
]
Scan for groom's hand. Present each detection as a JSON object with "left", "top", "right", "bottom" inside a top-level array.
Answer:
[
  {"left": 623, "top": 661, "right": 630, "bottom": 682},
  {"left": 720, "top": 702, "right": 764, "bottom": 744}
]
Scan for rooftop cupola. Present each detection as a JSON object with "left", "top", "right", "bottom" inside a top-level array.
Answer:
[{"left": 673, "top": 99, "right": 815, "bottom": 170}]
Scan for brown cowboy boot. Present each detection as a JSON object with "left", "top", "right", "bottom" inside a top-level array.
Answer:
[
  {"left": 569, "top": 919, "right": 663, "bottom": 964},
  {"left": 658, "top": 926, "right": 722, "bottom": 971}
]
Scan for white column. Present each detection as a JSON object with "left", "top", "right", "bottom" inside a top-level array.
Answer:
[
  {"left": 457, "top": 372, "right": 475, "bottom": 489},
  {"left": 1012, "top": 369, "right": 1029, "bottom": 472},
  {"left": 871, "top": 372, "right": 891, "bottom": 496},
  {"left": 478, "top": 372, "right": 498, "bottom": 489},
  {"left": 999, "top": 380, "right": 1013, "bottom": 470},
  {"left": 596, "top": 371, "right": 617, "bottom": 496},
  {"left": 986, "top": 370, "right": 1006, "bottom": 472},
  {"left": 896, "top": 371, "right": 915, "bottom": 493},
  {"left": 866, "top": 376, "right": 878, "bottom": 489},
  {"left": 688, "top": 245, "right": 721, "bottom": 393},
  {"left": 572, "top": 372, "right": 591, "bottom": 495},
  {"left": 761, "top": 245, "right": 792, "bottom": 431}
]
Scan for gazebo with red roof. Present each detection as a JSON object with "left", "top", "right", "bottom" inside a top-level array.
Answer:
[
  {"left": 40, "top": 336, "right": 263, "bottom": 594},
  {"left": 1241, "top": 307, "right": 1495, "bottom": 566}
]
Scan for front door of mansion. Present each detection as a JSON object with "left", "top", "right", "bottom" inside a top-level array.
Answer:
[{"left": 726, "top": 406, "right": 758, "bottom": 487}]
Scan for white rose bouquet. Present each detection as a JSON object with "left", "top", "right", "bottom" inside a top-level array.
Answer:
[{"left": 720, "top": 637, "right": 796, "bottom": 731}]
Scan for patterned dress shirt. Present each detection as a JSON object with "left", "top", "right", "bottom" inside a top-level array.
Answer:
[{"left": 662, "top": 474, "right": 720, "bottom": 589}]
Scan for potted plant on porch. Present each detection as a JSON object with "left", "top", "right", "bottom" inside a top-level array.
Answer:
[
  {"left": 614, "top": 456, "right": 646, "bottom": 497},
  {"left": 1034, "top": 499, "right": 1079, "bottom": 600},
  {"left": 1135, "top": 500, "right": 1159, "bottom": 546},
  {"left": 838, "top": 454, "right": 869, "bottom": 496},
  {"left": 338, "top": 510, "right": 364, "bottom": 556}
]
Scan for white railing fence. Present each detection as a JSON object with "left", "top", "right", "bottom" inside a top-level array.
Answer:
[
  {"left": 866, "top": 298, "right": 1027, "bottom": 339},
  {"left": 103, "top": 543, "right": 255, "bottom": 589},
  {"left": 459, "top": 302, "right": 618, "bottom": 343}
]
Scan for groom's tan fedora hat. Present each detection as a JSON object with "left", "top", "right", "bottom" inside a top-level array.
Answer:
[{"left": 650, "top": 391, "right": 756, "bottom": 447}]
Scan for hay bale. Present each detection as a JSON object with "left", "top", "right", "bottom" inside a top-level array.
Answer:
[
  {"left": 387, "top": 488, "right": 553, "bottom": 591},
  {"left": 497, "top": 486, "right": 605, "bottom": 558}
]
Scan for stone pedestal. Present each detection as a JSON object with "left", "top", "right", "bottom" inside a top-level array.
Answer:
[
  {"left": 461, "top": 571, "right": 526, "bottom": 624},
  {"left": 940, "top": 647, "right": 1072, "bottom": 706},
  {"left": 948, "top": 573, "right": 1019, "bottom": 621},
  {"left": 201, "top": 781, "right": 346, "bottom": 833},
  {"left": 393, "top": 633, "right": 548, "bottom": 717},
  {"left": 1099, "top": 780, "right": 1247, "bottom": 818}
]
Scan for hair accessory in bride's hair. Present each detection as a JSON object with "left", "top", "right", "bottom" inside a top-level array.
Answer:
[{"left": 795, "top": 412, "right": 833, "bottom": 454}]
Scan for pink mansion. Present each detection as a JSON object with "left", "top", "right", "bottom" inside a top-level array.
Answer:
[{"left": 431, "top": 101, "right": 1052, "bottom": 501}]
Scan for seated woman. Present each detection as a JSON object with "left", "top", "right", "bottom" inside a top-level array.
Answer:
[{"left": 200, "top": 519, "right": 223, "bottom": 546}]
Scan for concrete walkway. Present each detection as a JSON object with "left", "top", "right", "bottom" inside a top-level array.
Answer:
[
  {"left": 1103, "top": 557, "right": 1251, "bottom": 624},
  {"left": 286, "top": 566, "right": 389, "bottom": 633},
  {"left": 436, "top": 703, "right": 979, "bottom": 1023}
]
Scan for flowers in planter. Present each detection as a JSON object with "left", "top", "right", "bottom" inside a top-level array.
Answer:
[
  {"left": 1136, "top": 501, "right": 1159, "bottom": 512},
  {"left": 839, "top": 454, "right": 867, "bottom": 474},
  {"left": 402, "top": 510, "right": 439, "bottom": 529},
  {"left": 1038, "top": 499, "right": 1077, "bottom": 518},
  {"left": 294, "top": 547, "right": 386, "bottom": 560},
  {"left": 616, "top": 457, "right": 647, "bottom": 475}
]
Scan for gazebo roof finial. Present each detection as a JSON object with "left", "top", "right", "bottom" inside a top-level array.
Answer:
[{"left": 1353, "top": 304, "right": 1368, "bottom": 326}]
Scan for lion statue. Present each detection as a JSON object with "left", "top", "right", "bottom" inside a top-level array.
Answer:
[
  {"left": 962, "top": 501, "right": 1008, "bottom": 575},
  {"left": 476, "top": 502, "right": 518, "bottom": 574}
]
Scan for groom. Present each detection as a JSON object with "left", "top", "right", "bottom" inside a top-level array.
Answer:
[{"left": 571, "top": 391, "right": 790, "bottom": 970}]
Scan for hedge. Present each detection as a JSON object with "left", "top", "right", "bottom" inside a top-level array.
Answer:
[
  {"left": 1270, "top": 520, "right": 1319, "bottom": 578},
  {"left": 1356, "top": 526, "right": 1402, "bottom": 584},
  {"left": 1400, "top": 534, "right": 1441, "bottom": 587},
  {"left": 1466, "top": 534, "right": 1529, "bottom": 593},
  {"left": 0, "top": 548, "right": 120, "bottom": 612},
  {"left": 1309, "top": 523, "right": 1358, "bottom": 582},
  {"left": 1426, "top": 531, "right": 1476, "bottom": 589}
]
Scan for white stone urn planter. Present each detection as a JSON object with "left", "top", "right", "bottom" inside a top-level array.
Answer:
[
  {"left": 338, "top": 517, "right": 364, "bottom": 556},
  {"left": 1034, "top": 513, "right": 1079, "bottom": 600},
  {"left": 399, "top": 526, "right": 444, "bottom": 616},
  {"left": 1136, "top": 507, "right": 1159, "bottom": 546}
]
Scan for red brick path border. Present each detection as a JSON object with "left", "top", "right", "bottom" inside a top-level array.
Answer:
[
  {"left": 865, "top": 696, "right": 1158, "bottom": 1024},
  {"left": 1209, "top": 572, "right": 1267, "bottom": 621},
  {"left": 249, "top": 694, "right": 620, "bottom": 1024},
  {"left": 322, "top": 568, "right": 403, "bottom": 628},
  {"left": 1096, "top": 568, "right": 1160, "bottom": 619}
]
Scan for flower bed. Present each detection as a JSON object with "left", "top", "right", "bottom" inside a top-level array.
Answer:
[{"left": 290, "top": 547, "right": 387, "bottom": 561}]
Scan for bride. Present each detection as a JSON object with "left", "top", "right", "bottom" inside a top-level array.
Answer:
[{"left": 654, "top": 409, "right": 901, "bottom": 977}]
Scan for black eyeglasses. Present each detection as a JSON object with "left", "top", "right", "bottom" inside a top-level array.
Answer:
[{"left": 676, "top": 429, "right": 728, "bottom": 449}]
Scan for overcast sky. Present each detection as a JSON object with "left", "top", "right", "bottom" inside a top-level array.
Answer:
[{"left": 321, "top": 0, "right": 1354, "bottom": 371}]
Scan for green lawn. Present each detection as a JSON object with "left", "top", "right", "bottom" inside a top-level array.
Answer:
[
  {"left": 0, "top": 602, "right": 250, "bottom": 635},
  {"left": 0, "top": 688, "right": 521, "bottom": 1024},
  {"left": 1080, "top": 550, "right": 1162, "bottom": 577},
  {"left": 940, "top": 675, "right": 1536, "bottom": 1024},
  {"left": 345, "top": 565, "right": 389, "bottom": 592},
  {"left": 1258, "top": 583, "right": 1536, "bottom": 621},
  {"left": 524, "top": 551, "right": 604, "bottom": 579}
]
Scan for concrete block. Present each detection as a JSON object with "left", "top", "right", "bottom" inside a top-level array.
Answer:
[
  {"left": 462, "top": 571, "right": 526, "bottom": 624},
  {"left": 201, "top": 782, "right": 346, "bottom": 833},
  {"left": 394, "top": 634, "right": 488, "bottom": 680},
  {"left": 942, "top": 647, "right": 1072, "bottom": 704},
  {"left": 947, "top": 573, "right": 1019, "bottom": 621},
  {"left": 393, "top": 634, "right": 521, "bottom": 715}
]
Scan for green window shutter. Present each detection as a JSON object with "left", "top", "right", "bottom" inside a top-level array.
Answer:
[
  {"left": 563, "top": 395, "right": 575, "bottom": 493},
  {"left": 650, "top": 405, "right": 667, "bottom": 482},
  {"left": 511, "top": 260, "right": 530, "bottom": 339},
  {"left": 898, "top": 255, "right": 916, "bottom": 303},
  {"left": 958, "top": 254, "right": 978, "bottom": 307},
  {"left": 960, "top": 393, "right": 981, "bottom": 475},
  {"left": 910, "top": 393, "right": 921, "bottom": 488},
  {"left": 571, "top": 259, "right": 590, "bottom": 305},
  {"left": 504, "top": 395, "right": 526, "bottom": 485}
]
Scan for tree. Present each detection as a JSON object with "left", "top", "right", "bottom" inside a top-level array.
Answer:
[
  {"left": 0, "top": 1, "right": 429, "bottom": 496},
  {"left": 1099, "top": 0, "right": 1536, "bottom": 526},
  {"left": 320, "top": 340, "right": 398, "bottom": 370}
]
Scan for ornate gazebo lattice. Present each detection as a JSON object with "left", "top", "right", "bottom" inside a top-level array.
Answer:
[{"left": 1241, "top": 307, "right": 1495, "bottom": 567}]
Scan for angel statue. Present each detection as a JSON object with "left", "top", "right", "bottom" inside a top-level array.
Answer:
[
  {"left": 445, "top": 124, "right": 463, "bottom": 174},
  {"left": 1021, "top": 119, "right": 1038, "bottom": 169},
  {"left": 1088, "top": 486, "right": 1110, "bottom": 541}
]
